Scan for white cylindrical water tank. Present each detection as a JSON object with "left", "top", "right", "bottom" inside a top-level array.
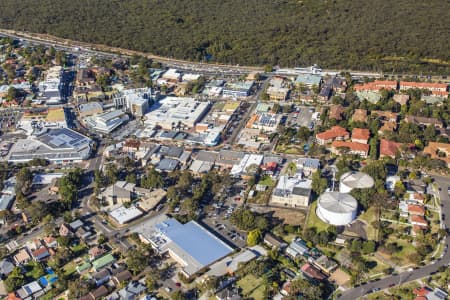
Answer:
[
  {"left": 339, "top": 171, "right": 375, "bottom": 193},
  {"left": 317, "top": 192, "right": 358, "bottom": 226}
]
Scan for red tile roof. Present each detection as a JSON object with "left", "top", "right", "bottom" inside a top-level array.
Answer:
[
  {"left": 332, "top": 141, "right": 370, "bottom": 153},
  {"left": 351, "top": 128, "right": 370, "bottom": 141},
  {"left": 413, "top": 287, "right": 431, "bottom": 296},
  {"left": 300, "top": 263, "right": 326, "bottom": 281},
  {"left": 410, "top": 215, "right": 428, "bottom": 226},
  {"left": 354, "top": 80, "right": 397, "bottom": 92},
  {"left": 380, "top": 139, "right": 402, "bottom": 157},
  {"left": 400, "top": 81, "right": 447, "bottom": 90},
  {"left": 316, "top": 126, "right": 349, "bottom": 142},
  {"left": 408, "top": 204, "right": 425, "bottom": 215}
]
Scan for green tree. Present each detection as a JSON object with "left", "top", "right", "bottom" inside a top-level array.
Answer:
[
  {"left": 5, "top": 267, "right": 25, "bottom": 292},
  {"left": 247, "top": 229, "right": 262, "bottom": 246},
  {"left": 311, "top": 170, "right": 327, "bottom": 195}
]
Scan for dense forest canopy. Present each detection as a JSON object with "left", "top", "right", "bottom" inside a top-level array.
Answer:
[{"left": 0, "top": 0, "right": 449, "bottom": 73}]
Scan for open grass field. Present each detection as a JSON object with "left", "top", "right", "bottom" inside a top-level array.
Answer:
[
  {"left": 358, "top": 207, "right": 379, "bottom": 241},
  {"left": 237, "top": 274, "right": 266, "bottom": 298},
  {"left": 306, "top": 201, "right": 329, "bottom": 232}
]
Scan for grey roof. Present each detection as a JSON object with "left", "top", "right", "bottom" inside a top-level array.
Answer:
[
  {"left": 195, "top": 150, "right": 218, "bottom": 163},
  {"left": 118, "top": 281, "right": 147, "bottom": 300},
  {"left": 0, "top": 259, "right": 14, "bottom": 276},
  {"left": 158, "top": 145, "right": 183, "bottom": 158},
  {"left": 297, "top": 157, "right": 320, "bottom": 169},
  {"left": 69, "top": 219, "right": 84, "bottom": 231},
  {"left": 156, "top": 158, "right": 179, "bottom": 172},
  {"left": 340, "top": 171, "right": 374, "bottom": 189},
  {"left": 318, "top": 192, "right": 358, "bottom": 213},
  {"left": 292, "top": 186, "right": 312, "bottom": 197},
  {"left": 0, "top": 194, "right": 14, "bottom": 211}
]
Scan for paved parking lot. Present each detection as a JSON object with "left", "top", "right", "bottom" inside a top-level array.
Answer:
[{"left": 288, "top": 106, "right": 315, "bottom": 128}]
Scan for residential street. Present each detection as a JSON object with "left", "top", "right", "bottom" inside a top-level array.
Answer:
[{"left": 338, "top": 174, "right": 450, "bottom": 300}]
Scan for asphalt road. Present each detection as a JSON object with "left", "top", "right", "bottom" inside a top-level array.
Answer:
[{"left": 338, "top": 174, "right": 450, "bottom": 300}]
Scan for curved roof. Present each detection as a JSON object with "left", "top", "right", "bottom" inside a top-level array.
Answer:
[
  {"left": 318, "top": 192, "right": 358, "bottom": 213},
  {"left": 340, "top": 171, "right": 374, "bottom": 189}
]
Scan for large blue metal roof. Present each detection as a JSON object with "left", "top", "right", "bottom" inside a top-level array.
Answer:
[{"left": 156, "top": 218, "right": 232, "bottom": 266}]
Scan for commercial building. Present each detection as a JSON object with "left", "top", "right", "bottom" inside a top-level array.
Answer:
[
  {"left": 84, "top": 110, "right": 129, "bottom": 134},
  {"left": 8, "top": 128, "right": 92, "bottom": 163},
  {"left": 38, "top": 66, "right": 63, "bottom": 104},
  {"left": 266, "top": 86, "right": 290, "bottom": 101},
  {"left": 246, "top": 113, "right": 281, "bottom": 132},
  {"left": 222, "top": 81, "right": 254, "bottom": 98},
  {"left": 141, "top": 217, "right": 233, "bottom": 277},
  {"left": 295, "top": 74, "right": 322, "bottom": 87},
  {"left": 78, "top": 102, "right": 103, "bottom": 117},
  {"left": 109, "top": 206, "right": 143, "bottom": 225},
  {"left": 230, "top": 154, "right": 264, "bottom": 177},
  {"left": 144, "top": 96, "right": 210, "bottom": 130},
  {"left": 271, "top": 175, "right": 312, "bottom": 208},
  {"left": 113, "top": 88, "right": 152, "bottom": 116}
]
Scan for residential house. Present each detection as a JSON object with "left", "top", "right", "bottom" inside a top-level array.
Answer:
[
  {"left": 329, "top": 105, "right": 345, "bottom": 121},
  {"left": 79, "top": 285, "right": 109, "bottom": 300},
  {"left": 296, "top": 158, "right": 320, "bottom": 174},
  {"left": 351, "top": 128, "right": 370, "bottom": 144},
  {"left": 111, "top": 270, "right": 132, "bottom": 287},
  {"left": 31, "top": 247, "right": 50, "bottom": 262},
  {"left": 117, "top": 281, "right": 147, "bottom": 299},
  {"left": 286, "top": 238, "right": 309, "bottom": 258},
  {"left": 59, "top": 223, "right": 72, "bottom": 237},
  {"left": 408, "top": 204, "right": 425, "bottom": 216},
  {"left": 92, "top": 254, "right": 116, "bottom": 271},
  {"left": 43, "top": 236, "right": 58, "bottom": 249},
  {"left": 0, "top": 259, "right": 14, "bottom": 278},
  {"left": 331, "top": 141, "right": 369, "bottom": 158},
  {"left": 216, "top": 287, "right": 242, "bottom": 300},
  {"left": 315, "top": 126, "right": 349, "bottom": 145},
  {"left": 300, "top": 263, "right": 327, "bottom": 281},
  {"left": 404, "top": 115, "right": 443, "bottom": 129},
  {"left": 91, "top": 269, "right": 111, "bottom": 286},
  {"left": 393, "top": 94, "right": 409, "bottom": 105},
  {"left": 352, "top": 109, "right": 368, "bottom": 123},
  {"left": 380, "top": 139, "right": 403, "bottom": 158},
  {"left": 14, "top": 249, "right": 31, "bottom": 265},
  {"left": 89, "top": 245, "right": 108, "bottom": 261},
  {"left": 264, "top": 233, "right": 288, "bottom": 250},
  {"left": 410, "top": 215, "right": 428, "bottom": 227},
  {"left": 423, "top": 142, "right": 450, "bottom": 168},
  {"left": 16, "top": 281, "right": 44, "bottom": 299},
  {"left": 312, "top": 255, "right": 338, "bottom": 275}
]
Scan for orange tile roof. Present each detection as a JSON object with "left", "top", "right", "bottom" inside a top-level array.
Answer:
[
  {"left": 380, "top": 139, "right": 402, "bottom": 157},
  {"left": 408, "top": 204, "right": 425, "bottom": 215},
  {"left": 411, "top": 215, "right": 428, "bottom": 226},
  {"left": 400, "top": 81, "right": 448, "bottom": 90},
  {"left": 332, "top": 141, "right": 369, "bottom": 153},
  {"left": 246, "top": 114, "right": 259, "bottom": 128},
  {"left": 351, "top": 128, "right": 370, "bottom": 141},
  {"left": 413, "top": 287, "right": 431, "bottom": 296},
  {"left": 354, "top": 80, "right": 397, "bottom": 92},
  {"left": 316, "top": 126, "right": 349, "bottom": 141}
]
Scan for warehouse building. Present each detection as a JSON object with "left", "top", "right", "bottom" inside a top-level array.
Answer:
[{"left": 140, "top": 217, "right": 233, "bottom": 277}]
